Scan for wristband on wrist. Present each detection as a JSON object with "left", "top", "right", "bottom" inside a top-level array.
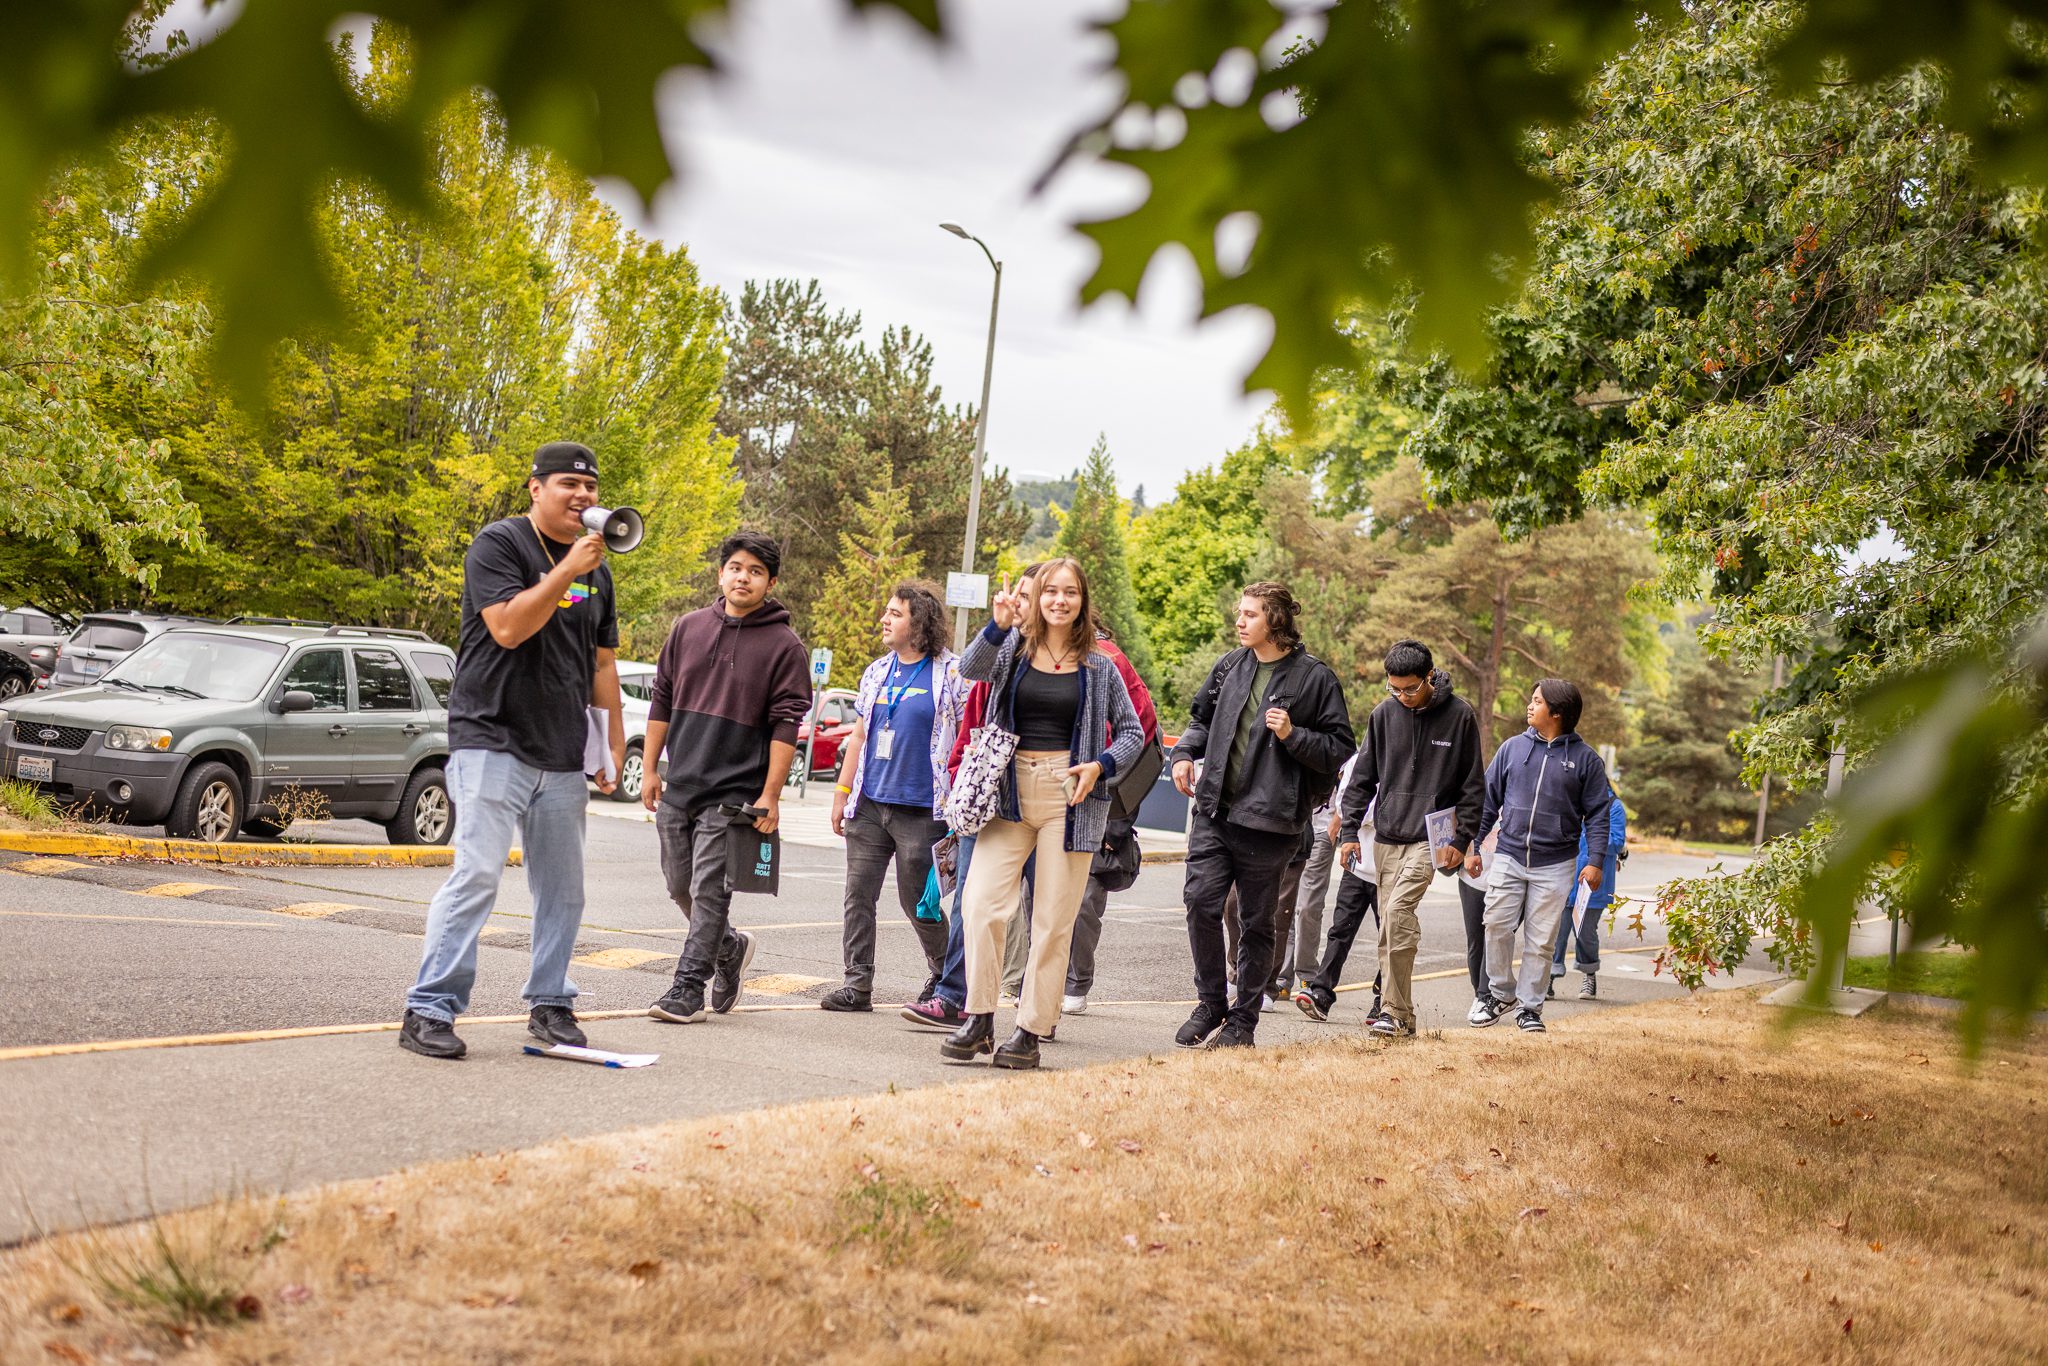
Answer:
[{"left": 835, "top": 784, "right": 851, "bottom": 795}]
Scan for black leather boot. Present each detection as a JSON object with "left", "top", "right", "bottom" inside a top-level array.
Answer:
[
  {"left": 939, "top": 1012, "right": 994, "bottom": 1061},
  {"left": 991, "top": 1026, "right": 1041, "bottom": 1070}
]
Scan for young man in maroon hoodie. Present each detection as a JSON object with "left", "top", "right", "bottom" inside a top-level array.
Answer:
[{"left": 642, "top": 532, "right": 812, "bottom": 1023}]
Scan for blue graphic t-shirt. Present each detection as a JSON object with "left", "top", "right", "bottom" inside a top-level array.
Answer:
[{"left": 863, "top": 655, "right": 937, "bottom": 808}]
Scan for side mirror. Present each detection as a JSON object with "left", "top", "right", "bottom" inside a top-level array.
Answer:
[{"left": 277, "top": 690, "right": 317, "bottom": 714}]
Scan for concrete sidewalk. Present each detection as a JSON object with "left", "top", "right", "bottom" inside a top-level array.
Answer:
[{"left": 589, "top": 785, "right": 1193, "bottom": 858}]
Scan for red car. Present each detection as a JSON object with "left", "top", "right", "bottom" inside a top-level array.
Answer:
[{"left": 795, "top": 688, "right": 860, "bottom": 778}]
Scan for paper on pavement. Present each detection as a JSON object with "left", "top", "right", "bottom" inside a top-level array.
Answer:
[
  {"left": 584, "top": 705, "right": 617, "bottom": 782},
  {"left": 523, "top": 1044, "right": 659, "bottom": 1068}
]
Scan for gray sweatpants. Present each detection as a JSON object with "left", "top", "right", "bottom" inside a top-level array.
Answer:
[{"left": 1482, "top": 852, "right": 1579, "bottom": 1011}]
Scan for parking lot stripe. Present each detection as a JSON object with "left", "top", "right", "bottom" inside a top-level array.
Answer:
[
  {"left": 4, "top": 857, "right": 90, "bottom": 876},
  {"left": 272, "top": 902, "right": 360, "bottom": 919},
  {"left": 141, "top": 881, "right": 236, "bottom": 898},
  {"left": 744, "top": 972, "right": 831, "bottom": 996},
  {"left": 0, "top": 909, "right": 278, "bottom": 929},
  {"left": 570, "top": 947, "right": 671, "bottom": 971}
]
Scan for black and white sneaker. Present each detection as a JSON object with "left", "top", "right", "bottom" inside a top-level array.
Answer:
[
  {"left": 1579, "top": 972, "right": 1597, "bottom": 1000},
  {"left": 1470, "top": 996, "right": 1513, "bottom": 1028},
  {"left": 648, "top": 984, "right": 706, "bottom": 1023},
  {"left": 1174, "top": 1002, "right": 1227, "bottom": 1049},
  {"left": 527, "top": 1004, "right": 587, "bottom": 1048},
  {"left": 1367, "top": 1012, "right": 1415, "bottom": 1039},
  {"left": 1293, "top": 985, "right": 1332, "bottom": 1022},
  {"left": 1516, "top": 1008, "right": 1546, "bottom": 1033},
  {"left": 710, "top": 929, "right": 757, "bottom": 1014}
]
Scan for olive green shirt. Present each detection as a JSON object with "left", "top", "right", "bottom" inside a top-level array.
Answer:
[{"left": 1224, "top": 657, "right": 1279, "bottom": 798}]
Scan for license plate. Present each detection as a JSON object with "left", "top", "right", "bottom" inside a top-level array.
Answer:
[
  {"left": 17, "top": 755, "right": 53, "bottom": 783},
  {"left": 82, "top": 661, "right": 104, "bottom": 676}
]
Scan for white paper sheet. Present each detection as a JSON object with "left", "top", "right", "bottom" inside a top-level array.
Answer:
[
  {"left": 584, "top": 705, "right": 618, "bottom": 782},
  {"left": 522, "top": 1044, "right": 659, "bottom": 1068}
]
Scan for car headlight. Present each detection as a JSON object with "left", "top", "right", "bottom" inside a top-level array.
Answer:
[{"left": 106, "top": 725, "right": 173, "bottom": 752}]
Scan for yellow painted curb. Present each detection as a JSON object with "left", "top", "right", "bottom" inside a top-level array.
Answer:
[{"left": 0, "top": 831, "right": 520, "bottom": 867}]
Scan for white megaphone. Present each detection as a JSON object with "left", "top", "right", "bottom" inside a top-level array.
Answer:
[{"left": 581, "top": 505, "right": 645, "bottom": 553}]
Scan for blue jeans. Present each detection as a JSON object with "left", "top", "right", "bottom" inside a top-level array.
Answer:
[
  {"left": 406, "top": 749, "right": 587, "bottom": 1022},
  {"left": 1552, "top": 853, "right": 1617, "bottom": 973},
  {"left": 936, "top": 835, "right": 976, "bottom": 1008}
]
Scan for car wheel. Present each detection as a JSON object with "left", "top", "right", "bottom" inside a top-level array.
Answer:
[
  {"left": 611, "top": 742, "right": 644, "bottom": 803},
  {"left": 0, "top": 671, "right": 26, "bottom": 700},
  {"left": 167, "top": 761, "right": 242, "bottom": 843},
  {"left": 387, "top": 767, "right": 453, "bottom": 845}
]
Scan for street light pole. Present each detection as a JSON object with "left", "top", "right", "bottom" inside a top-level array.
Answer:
[{"left": 942, "top": 222, "right": 1001, "bottom": 652}]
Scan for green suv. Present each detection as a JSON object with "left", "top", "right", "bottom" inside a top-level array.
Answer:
[{"left": 0, "top": 622, "right": 457, "bottom": 844}]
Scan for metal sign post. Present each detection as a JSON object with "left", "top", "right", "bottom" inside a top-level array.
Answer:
[{"left": 797, "top": 648, "right": 832, "bottom": 799}]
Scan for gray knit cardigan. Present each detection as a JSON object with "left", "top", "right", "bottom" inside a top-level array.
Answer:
[{"left": 958, "top": 621, "right": 1144, "bottom": 852}]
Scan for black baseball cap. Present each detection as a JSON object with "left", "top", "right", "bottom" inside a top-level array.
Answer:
[{"left": 530, "top": 441, "right": 598, "bottom": 480}]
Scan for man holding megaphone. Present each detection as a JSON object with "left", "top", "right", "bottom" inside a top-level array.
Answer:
[{"left": 400, "top": 440, "right": 628, "bottom": 1061}]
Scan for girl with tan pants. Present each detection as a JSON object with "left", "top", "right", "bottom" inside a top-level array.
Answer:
[{"left": 940, "top": 559, "right": 1144, "bottom": 1070}]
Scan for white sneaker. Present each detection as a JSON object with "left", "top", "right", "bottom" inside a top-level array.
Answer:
[
  {"left": 1061, "top": 993, "right": 1088, "bottom": 1015},
  {"left": 1466, "top": 996, "right": 1492, "bottom": 1026}
]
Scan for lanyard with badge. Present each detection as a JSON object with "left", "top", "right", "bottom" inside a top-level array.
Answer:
[{"left": 871, "top": 655, "right": 931, "bottom": 762}]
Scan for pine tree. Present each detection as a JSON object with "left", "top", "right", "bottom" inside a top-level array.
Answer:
[
  {"left": 808, "top": 481, "right": 925, "bottom": 687},
  {"left": 1053, "top": 434, "right": 1156, "bottom": 686}
]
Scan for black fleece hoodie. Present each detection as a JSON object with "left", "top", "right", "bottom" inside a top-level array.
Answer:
[
  {"left": 648, "top": 596, "right": 811, "bottom": 813},
  {"left": 1338, "top": 668, "right": 1484, "bottom": 852}
]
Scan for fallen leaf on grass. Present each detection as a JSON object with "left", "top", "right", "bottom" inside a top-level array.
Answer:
[
  {"left": 628, "top": 1260, "right": 662, "bottom": 1280},
  {"left": 43, "top": 1344, "right": 89, "bottom": 1364},
  {"left": 1024, "top": 1294, "right": 1050, "bottom": 1308},
  {"left": 1156, "top": 1211, "right": 1174, "bottom": 1224},
  {"left": 1704, "top": 1153, "right": 1720, "bottom": 1167},
  {"left": 234, "top": 1295, "right": 262, "bottom": 1320},
  {"left": 1075, "top": 1130, "right": 1096, "bottom": 1150},
  {"left": 1843, "top": 1317, "right": 1854, "bottom": 1334},
  {"left": 1853, "top": 1107, "right": 1876, "bottom": 1121},
  {"left": 858, "top": 1162, "right": 881, "bottom": 1183},
  {"left": 1828, "top": 1115, "right": 1847, "bottom": 1127},
  {"left": 279, "top": 1284, "right": 313, "bottom": 1305},
  {"left": 1123, "top": 1234, "right": 1139, "bottom": 1249},
  {"left": 1828, "top": 1214, "right": 1852, "bottom": 1235},
  {"left": 1868, "top": 1241, "right": 1885, "bottom": 1253},
  {"left": 1368, "top": 1176, "right": 1388, "bottom": 1186},
  {"left": 1506, "top": 1300, "right": 1546, "bottom": 1314},
  {"left": 1033, "top": 1164, "right": 1053, "bottom": 1178},
  {"left": 47, "top": 1306, "right": 82, "bottom": 1324},
  {"left": 1518, "top": 1207, "right": 1549, "bottom": 1220},
  {"left": 1145, "top": 1242, "right": 1168, "bottom": 1254},
  {"left": 1117, "top": 1139, "right": 1143, "bottom": 1154}
]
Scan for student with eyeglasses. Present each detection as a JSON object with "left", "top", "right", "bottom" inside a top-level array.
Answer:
[{"left": 1333, "top": 639, "right": 1484, "bottom": 1038}]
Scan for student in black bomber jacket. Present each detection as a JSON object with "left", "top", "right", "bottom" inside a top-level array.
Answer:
[
  {"left": 1334, "top": 639, "right": 1484, "bottom": 1039},
  {"left": 1168, "top": 583, "right": 1355, "bottom": 1050},
  {"left": 641, "top": 532, "right": 813, "bottom": 1025}
]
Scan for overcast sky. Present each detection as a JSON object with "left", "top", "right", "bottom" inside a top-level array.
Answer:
[{"left": 607, "top": 0, "right": 1276, "bottom": 498}]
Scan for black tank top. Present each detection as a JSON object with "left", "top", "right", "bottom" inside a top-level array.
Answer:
[{"left": 1013, "top": 658, "right": 1079, "bottom": 750}]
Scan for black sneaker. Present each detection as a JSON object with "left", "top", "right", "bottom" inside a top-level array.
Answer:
[
  {"left": 992, "top": 1027, "right": 1041, "bottom": 1070},
  {"left": 1174, "top": 1002, "right": 1227, "bottom": 1050},
  {"left": 1293, "top": 985, "right": 1333, "bottom": 1022},
  {"left": 711, "top": 929, "right": 757, "bottom": 1014},
  {"left": 819, "top": 986, "right": 872, "bottom": 1012},
  {"left": 1210, "top": 1022, "right": 1256, "bottom": 1049},
  {"left": 648, "top": 984, "right": 706, "bottom": 1023},
  {"left": 527, "top": 1005, "right": 587, "bottom": 1048},
  {"left": 1469, "top": 995, "right": 1513, "bottom": 1028},
  {"left": 1516, "top": 1008, "right": 1547, "bottom": 1034},
  {"left": 398, "top": 1010, "right": 465, "bottom": 1060}
]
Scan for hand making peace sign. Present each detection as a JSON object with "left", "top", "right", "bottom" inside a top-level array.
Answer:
[{"left": 990, "top": 572, "right": 1026, "bottom": 630}]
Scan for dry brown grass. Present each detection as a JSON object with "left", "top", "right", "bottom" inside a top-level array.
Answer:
[{"left": 5, "top": 994, "right": 2044, "bottom": 1363}]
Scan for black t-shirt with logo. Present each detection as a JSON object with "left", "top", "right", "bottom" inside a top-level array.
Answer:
[{"left": 447, "top": 516, "right": 618, "bottom": 772}]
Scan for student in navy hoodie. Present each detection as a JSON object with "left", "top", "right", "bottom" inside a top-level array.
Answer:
[{"left": 1466, "top": 679, "right": 1614, "bottom": 1033}]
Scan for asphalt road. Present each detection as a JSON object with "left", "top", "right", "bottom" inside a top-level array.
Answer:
[{"left": 0, "top": 801, "right": 1765, "bottom": 1242}]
